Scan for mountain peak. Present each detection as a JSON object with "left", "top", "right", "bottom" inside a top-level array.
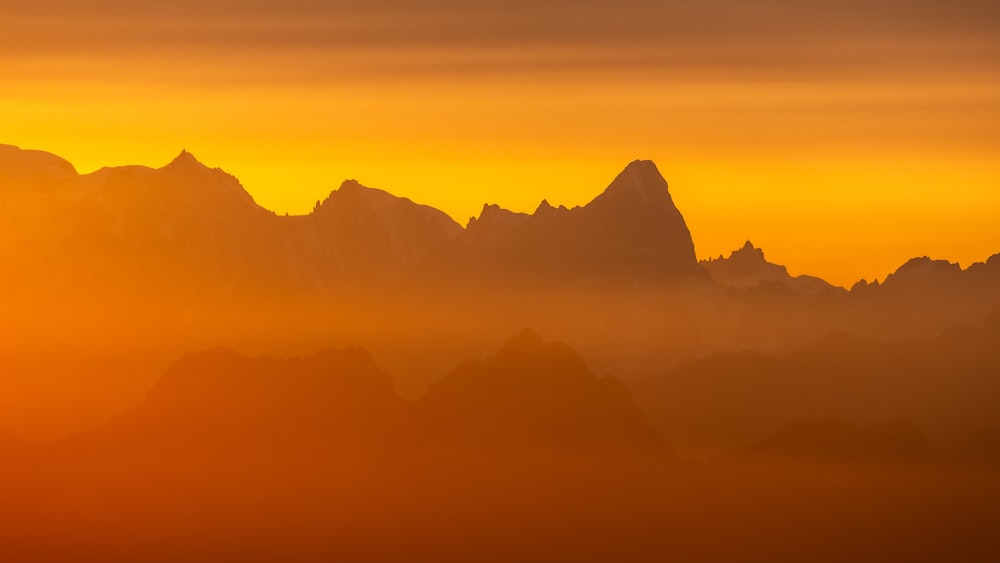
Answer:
[
  {"left": 500, "top": 328, "right": 544, "bottom": 353},
  {"left": 702, "top": 240, "right": 841, "bottom": 294},
  {"left": 165, "top": 149, "right": 207, "bottom": 169},
  {"left": 338, "top": 179, "right": 365, "bottom": 191},
  {"left": 731, "top": 240, "right": 766, "bottom": 262},
  {"left": 534, "top": 198, "right": 559, "bottom": 217},
  {"left": 598, "top": 159, "right": 670, "bottom": 204}
]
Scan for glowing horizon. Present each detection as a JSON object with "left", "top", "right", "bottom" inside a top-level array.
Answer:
[
  {"left": 6, "top": 142, "right": 997, "bottom": 288},
  {"left": 3, "top": 0, "right": 999, "bottom": 287}
]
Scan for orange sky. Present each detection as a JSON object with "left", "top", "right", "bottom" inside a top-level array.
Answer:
[{"left": 2, "top": 0, "right": 999, "bottom": 286}]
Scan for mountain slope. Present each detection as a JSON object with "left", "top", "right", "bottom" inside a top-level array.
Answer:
[
  {"left": 442, "top": 160, "right": 706, "bottom": 286},
  {"left": 631, "top": 325, "right": 1000, "bottom": 456},
  {"left": 702, "top": 240, "right": 840, "bottom": 294},
  {"left": 416, "top": 329, "right": 665, "bottom": 450},
  {"left": 0, "top": 145, "right": 464, "bottom": 301}
]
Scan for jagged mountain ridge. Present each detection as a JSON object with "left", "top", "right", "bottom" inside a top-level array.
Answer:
[
  {"left": 447, "top": 160, "right": 705, "bottom": 286},
  {"left": 3, "top": 141, "right": 1000, "bottom": 370},
  {"left": 0, "top": 147, "right": 708, "bottom": 301},
  {"left": 630, "top": 322, "right": 1000, "bottom": 456},
  {"left": 5, "top": 143, "right": 998, "bottom": 300},
  {"left": 701, "top": 240, "right": 841, "bottom": 294},
  {"left": 42, "top": 331, "right": 666, "bottom": 456},
  {"left": 0, "top": 145, "right": 464, "bottom": 300}
]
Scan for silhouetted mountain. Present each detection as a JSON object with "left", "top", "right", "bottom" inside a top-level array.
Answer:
[
  {"left": 147, "top": 346, "right": 397, "bottom": 424},
  {"left": 70, "top": 345, "right": 404, "bottom": 456},
  {"left": 3, "top": 143, "right": 1000, "bottom": 442},
  {"left": 66, "top": 151, "right": 281, "bottom": 297},
  {"left": 305, "top": 180, "right": 462, "bottom": 282},
  {"left": 464, "top": 203, "right": 530, "bottom": 242},
  {"left": 1, "top": 146, "right": 717, "bottom": 304},
  {"left": 0, "top": 143, "right": 78, "bottom": 194},
  {"left": 631, "top": 326, "right": 1000, "bottom": 456},
  {"left": 0, "top": 144, "right": 86, "bottom": 260},
  {"left": 441, "top": 160, "right": 706, "bottom": 287},
  {"left": 702, "top": 240, "right": 840, "bottom": 294},
  {"left": 883, "top": 256, "right": 965, "bottom": 289},
  {"left": 3, "top": 335, "right": 999, "bottom": 562},
  {"left": 416, "top": 330, "right": 665, "bottom": 450},
  {"left": 744, "top": 418, "right": 937, "bottom": 463},
  {"left": 0, "top": 145, "right": 463, "bottom": 301},
  {"left": 38, "top": 332, "right": 664, "bottom": 458},
  {"left": 843, "top": 253, "right": 1000, "bottom": 341}
]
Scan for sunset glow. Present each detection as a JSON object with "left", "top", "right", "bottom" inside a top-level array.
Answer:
[
  {"left": 4, "top": 1, "right": 999, "bottom": 285},
  {"left": 2, "top": 3, "right": 1000, "bottom": 560}
]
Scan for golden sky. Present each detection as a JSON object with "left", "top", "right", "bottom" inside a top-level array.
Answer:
[{"left": 2, "top": 0, "right": 999, "bottom": 286}]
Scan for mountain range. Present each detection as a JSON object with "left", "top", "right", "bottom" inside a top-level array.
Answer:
[
  {"left": 2, "top": 329, "right": 997, "bottom": 562},
  {"left": 4, "top": 143, "right": 997, "bottom": 301},
  {"left": 5, "top": 143, "right": 1000, "bottom": 301},
  {"left": 632, "top": 310, "right": 1000, "bottom": 457},
  {"left": 1, "top": 143, "right": 999, "bottom": 440},
  {"left": 0, "top": 146, "right": 706, "bottom": 303}
]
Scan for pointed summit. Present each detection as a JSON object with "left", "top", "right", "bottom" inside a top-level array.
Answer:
[
  {"left": 702, "top": 241, "right": 840, "bottom": 294},
  {"left": 444, "top": 159, "right": 705, "bottom": 284},
  {"left": 732, "top": 240, "right": 767, "bottom": 262},
  {"left": 534, "top": 199, "right": 556, "bottom": 215},
  {"left": 165, "top": 149, "right": 208, "bottom": 170},
  {"left": 418, "top": 330, "right": 664, "bottom": 449},
  {"left": 596, "top": 159, "right": 670, "bottom": 205}
]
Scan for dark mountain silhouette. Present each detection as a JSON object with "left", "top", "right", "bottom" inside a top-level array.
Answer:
[
  {"left": 126, "top": 346, "right": 401, "bottom": 443},
  {"left": 882, "top": 256, "right": 967, "bottom": 290},
  {"left": 851, "top": 255, "right": 1000, "bottom": 298},
  {"left": 2, "top": 143, "right": 1000, "bottom": 444},
  {"left": 843, "top": 253, "right": 1000, "bottom": 343},
  {"left": 0, "top": 144, "right": 86, "bottom": 267},
  {"left": 0, "top": 145, "right": 463, "bottom": 301},
  {"left": 702, "top": 240, "right": 840, "bottom": 294},
  {"left": 1, "top": 147, "right": 710, "bottom": 301},
  {"left": 38, "top": 331, "right": 665, "bottom": 458},
  {"left": 631, "top": 324, "right": 1000, "bottom": 456},
  {"left": 2, "top": 144, "right": 1000, "bottom": 561},
  {"left": 304, "top": 179, "right": 462, "bottom": 283},
  {"left": 744, "top": 418, "right": 938, "bottom": 463},
  {"left": 4, "top": 142, "right": 997, "bottom": 316},
  {"left": 442, "top": 159, "right": 706, "bottom": 286},
  {"left": 2, "top": 333, "right": 999, "bottom": 562},
  {"left": 65, "top": 152, "right": 281, "bottom": 297},
  {"left": 465, "top": 202, "right": 530, "bottom": 239},
  {"left": 415, "top": 329, "right": 665, "bottom": 450}
]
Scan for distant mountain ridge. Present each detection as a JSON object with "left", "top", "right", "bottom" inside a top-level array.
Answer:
[
  {"left": 5, "top": 143, "right": 998, "bottom": 301},
  {"left": 447, "top": 160, "right": 705, "bottom": 286},
  {"left": 0, "top": 146, "right": 709, "bottom": 300},
  {"left": 631, "top": 321, "right": 1000, "bottom": 455},
  {"left": 701, "top": 240, "right": 841, "bottom": 294},
  {"left": 0, "top": 145, "right": 465, "bottom": 300},
  {"left": 43, "top": 331, "right": 666, "bottom": 456},
  {"left": 2, "top": 141, "right": 999, "bottom": 390}
]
